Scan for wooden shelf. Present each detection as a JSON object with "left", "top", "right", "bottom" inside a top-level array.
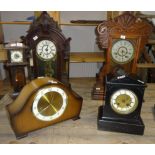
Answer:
[
  {"left": 136, "top": 14, "right": 155, "bottom": 18},
  {"left": 2, "top": 51, "right": 155, "bottom": 68},
  {"left": 60, "top": 23, "right": 98, "bottom": 26},
  {"left": 0, "top": 21, "right": 98, "bottom": 26},
  {"left": 148, "top": 39, "right": 155, "bottom": 45},
  {"left": 0, "top": 51, "right": 105, "bottom": 63},
  {"left": 70, "top": 52, "right": 105, "bottom": 63},
  {"left": 137, "top": 63, "right": 155, "bottom": 68},
  {"left": 0, "top": 21, "right": 32, "bottom": 25},
  {"left": 0, "top": 51, "right": 7, "bottom": 62}
]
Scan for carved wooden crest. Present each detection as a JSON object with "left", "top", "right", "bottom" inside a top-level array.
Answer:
[
  {"left": 22, "top": 11, "right": 70, "bottom": 52},
  {"left": 96, "top": 12, "right": 153, "bottom": 49}
]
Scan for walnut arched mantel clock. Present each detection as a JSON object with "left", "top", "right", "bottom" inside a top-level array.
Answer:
[
  {"left": 22, "top": 11, "right": 71, "bottom": 86},
  {"left": 92, "top": 12, "right": 152, "bottom": 100}
]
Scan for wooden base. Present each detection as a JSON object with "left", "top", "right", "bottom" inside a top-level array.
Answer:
[
  {"left": 72, "top": 116, "right": 80, "bottom": 121},
  {"left": 97, "top": 106, "right": 145, "bottom": 135},
  {"left": 11, "top": 92, "right": 20, "bottom": 99},
  {"left": 91, "top": 81, "right": 105, "bottom": 100},
  {"left": 16, "top": 133, "right": 28, "bottom": 140}
]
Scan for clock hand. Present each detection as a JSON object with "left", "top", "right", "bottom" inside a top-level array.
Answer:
[
  {"left": 45, "top": 45, "right": 49, "bottom": 51},
  {"left": 42, "top": 95, "right": 58, "bottom": 113},
  {"left": 35, "top": 104, "right": 51, "bottom": 116}
]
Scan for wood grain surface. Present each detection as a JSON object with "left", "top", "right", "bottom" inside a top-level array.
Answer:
[{"left": 0, "top": 78, "right": 155, "bottom": 144}]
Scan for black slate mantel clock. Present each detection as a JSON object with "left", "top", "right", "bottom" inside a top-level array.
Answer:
[
  {"left": 22, "top": 11, "right": 71, "bottom": 86},
  {"left": 98, "top": 72, "right": 146, "bottom": 135}
]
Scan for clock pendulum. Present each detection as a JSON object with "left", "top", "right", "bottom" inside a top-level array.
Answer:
[
  {"left": 97, "top": 72, "right": 146, "bottom": 135},
  {"left": 6, "top": 77, "right": 83, "bottom": 139},
  {"left": 92, "top": 12, "right": 152, "bottom": 100},
  {"left": 36, "top": 39, "right": 57, "bottom": 77}
]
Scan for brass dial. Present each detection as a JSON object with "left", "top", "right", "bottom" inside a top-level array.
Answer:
[
  {"left": 110, "top": 89, "right": 138, "bottom": 114},
  {"left": 111, "top": 40, "right": 134, "bottom": 64},
  {"left": 32, "top": 87, "right": 67, "bottom": 121},
  {"left": 36, "top": 40, "right": 56, "bottom": 61}
]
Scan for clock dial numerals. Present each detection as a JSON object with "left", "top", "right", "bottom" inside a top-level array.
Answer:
[
  {"left": 11, "top": 51, "right": 23, "bottom": 63},
  {"left": 111, "top": 40, "right": 134, "bottom": 64},
  {"left": 32, "top": 87, "right": 67, "bottom": 121},
  {"left": 110, "top": 89, "right": 138, "bottom": 114},
  {"left": 36, "top": 40, "right": 57, "bottom": 61}
]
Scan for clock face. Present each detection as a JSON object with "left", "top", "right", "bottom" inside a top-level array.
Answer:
[
  {"left": 11, "top": 50, "right": 23, "bottom": 63},
  {"left": 111, "top": 40, "right": 134, "bottom": 64},
  {"left": 110, "top": 89, "right": 138, "bottom": 115},
  {"left": 32, "top": 87, "right": 67, "bottom": 121},
  {"left": 36, "top": 40, "right": 57, "bottom": 61}
]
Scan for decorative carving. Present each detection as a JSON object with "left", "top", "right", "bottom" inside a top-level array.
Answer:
[{"left": 96, "top": 12, "right": 152, "bottom": 49}]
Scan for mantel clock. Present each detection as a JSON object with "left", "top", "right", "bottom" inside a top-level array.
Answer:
[
  {"left": 5, "top": 42, "right": 28, "bottom": 96},
  {"left": 92, "top": 12, "right": 152, "bottom": 100},
  {"left": 98, "top": 73, "right": 146, "bottom": 135},
  {"left": 22, "top": 11, "right": 71, "bottom": 86},
  {"left": 6, "top": 77, "right": 83, "bottom": 139}
]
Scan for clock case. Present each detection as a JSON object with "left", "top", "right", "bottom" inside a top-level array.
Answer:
[
  {"left": 6, "top": 77, "right": 83, "bottom": 139},
  {"left": 98, "top": 73, "right": 146, "bottom": 135},
  {"left": 6, "top": 46, "right": 27, "bottom": 64},
  {"left": 92, "top": 12, "right": 152, "bottom": 100},
  {"left": 22, "top": 11, "right": 71, "bottom": 86},
  {"left": 5, "top": 44, "right": 28, "bottom": 96}
]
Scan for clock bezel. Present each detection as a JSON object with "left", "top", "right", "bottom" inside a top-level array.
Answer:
[
  {"left": 32, "top": 87, "right": 68, "bottom": 122},
  {"left": 110, "top": 88, "right": 138, "bottom": 115},
  {"left": 111, "top": 39, "right": 135, "bottom": 65},
  {"left": 10, "top": 50, "right": 24, "bottom": 63},
  {"left": 36, "top": 39, "right": 57, "bottom": 62}
]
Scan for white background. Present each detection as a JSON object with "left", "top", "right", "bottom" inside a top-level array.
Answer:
[{"left": 0, "top": 0, "right": 154, "bottom": 153}]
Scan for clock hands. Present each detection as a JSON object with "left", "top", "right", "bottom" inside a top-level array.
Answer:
[
  {"left": 36, "top": 93, "right": 58, "bottom": 117},
  {"left": 37, "top": 40, "right": 56, "bottom": 60},
  {"left": 42, "top": 94, "right": 58, "bottom": 113},
  {"left": 36, "top": 104, "right": 51, "bottom": 116},
  {"left": 115, "top": 95, "right": 131, "bottom": 108}
]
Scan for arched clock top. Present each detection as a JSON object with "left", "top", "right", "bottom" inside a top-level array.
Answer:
[{"left": 96, "top": 12, "right": 153, "bottom": 49}]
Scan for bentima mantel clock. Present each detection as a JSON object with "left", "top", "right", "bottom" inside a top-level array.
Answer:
[
  {"left": 6, "top": 77, "right": 83, "bottom": 139},
  {"left": 98, "top": 73, "right": 146, "bottom": 135},
  {"left": 92, "top": 12, "right": 152, "bottom": 100},
  {"left": 22, "top": 11, "right": 71, "bottom": 86}
]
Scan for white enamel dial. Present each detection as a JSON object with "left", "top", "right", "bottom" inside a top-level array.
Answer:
[
  {"left": 36, "top": 40, "right": 56, "bottom": 61},
  {"left": 110, "top": 89, "right": 138, "bottom": 115},
  {"left": 111, "top": 40, "right": 134, "bottom": 64},
  {"left": 11, "top": 50, "right": 23, "bottom": 63},
  {"left": 32, "top": 87, "right": 67, "bottom": 121}
]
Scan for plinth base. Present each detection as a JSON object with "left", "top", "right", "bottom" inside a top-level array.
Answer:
[
  {"left": 91, "top": 82, "right": 105, "bottom": 100},
  {"left": 97, "top": 106, "right": 145, "bottom": 135}
]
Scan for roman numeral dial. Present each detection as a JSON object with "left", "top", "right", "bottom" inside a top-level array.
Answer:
[
  {"left": 36, "top": 40, "right": 57, "bottom": 61},
  {"left": 111, "top": 40, "right": 134, "bottom": 64},
  {"left": 110, "top": 89, "right": 138, "bottom": 115}
]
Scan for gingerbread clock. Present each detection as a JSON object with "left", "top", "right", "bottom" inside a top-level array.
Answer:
[
  {"left": 92, "top": 12, "right": 152, "bottom": 100},
  {"left": 22, "top": 11, "right": 71, "bottom": 86}
]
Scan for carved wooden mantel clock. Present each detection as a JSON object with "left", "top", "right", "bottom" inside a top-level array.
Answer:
[
  {"left": 22, "top": 11, "right": 71, "bottom": 86},
  {"left": 92, "top": 12, "right": 152, "bottom": 100}
]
